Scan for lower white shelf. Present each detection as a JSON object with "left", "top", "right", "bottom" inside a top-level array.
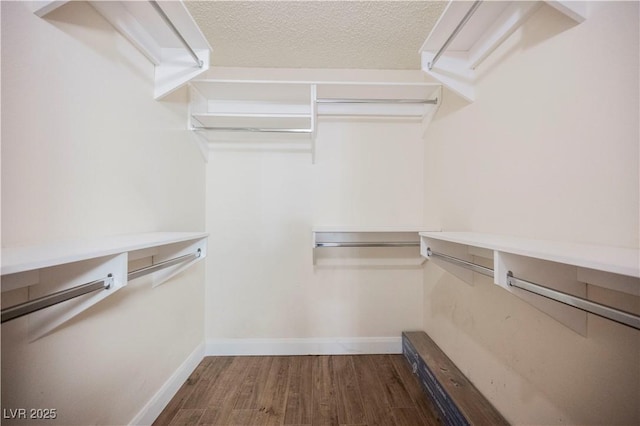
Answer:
[
  {"left": 420, "top": 232, "right": 640, "bottom": 334},
  {"left": 420, "top": 231, "right": 639, "bottom": 278},
  {"left": 312, "top": 227, "right": 432, "bottom": 267},
  {"left": 1, "top": 232, "right": 208, "bottom": 340}
]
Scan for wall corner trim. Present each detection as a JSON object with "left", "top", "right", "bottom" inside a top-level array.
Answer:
[
  {"left": 129, "top": 342, "right": 205, "bottom": 426},
  {"left": 205, "top": 337, "right": 402, "bottom": 356}
]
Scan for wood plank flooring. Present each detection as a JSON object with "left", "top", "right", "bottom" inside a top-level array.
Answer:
[{"left": 153, "top": 355, "right": 442, "bottom": 426}]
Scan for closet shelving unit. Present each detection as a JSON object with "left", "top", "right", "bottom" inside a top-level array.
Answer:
[
  {"left": 421, "top": 0, "right": 586, "bottom": 101},
  {"left": 312, "top": 227, "right": 432, "bottom": 266},
  {"left": 1, "top": 232, "right": 207, "bottom": 340},
  {"left": 34, "top": 0, "right": 211, "bottom": 99},
  {"left": 188, "top": 80, "right": 441, "bottom": 163},
  {"left": 420, "top": 231, "right": 639, "bottom": 334},
  {"left": 189, "top": 80, "right": 317, "bottom": 158}
]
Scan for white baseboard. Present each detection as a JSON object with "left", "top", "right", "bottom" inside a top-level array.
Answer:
[
  {"left": 129, "top": 342, "right": 205, "bottom": 426},
  {"left": 206, "top": 337, "right": 402, "bottom": 356}
]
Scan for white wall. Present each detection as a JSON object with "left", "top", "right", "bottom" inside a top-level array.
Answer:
[
  {"left": 423, "top": 2, "right": 639, "bottom": 425},
  {"left": 4, "top": 1, "right": 637, "bottom": 424},
  {"left": 1, "top": 2, "right": 205, "bottom": 425},
  {"left": 204, "top": 69, "right": 430, "bottom": 352}
]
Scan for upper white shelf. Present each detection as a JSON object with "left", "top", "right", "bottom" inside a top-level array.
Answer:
[
  {"left": 190, "top": 80, "right": 440, "bottom": 120},
  {"left": 188, "top": 79, "right": 441, "bottom": 162},
  {"left": 314, "top": 226, "right": 431, "bottom": 247},
  {"left": 34, "top": 1, "right": 211, "bottom": 99},
  {"left": 420, "top": 231, "right": 639, "bottom": 278},
  {"left": 315, "top": 82, "right": 440, "bottom": 119},
  {"left": 189, "top": 80, "right": 317, "bottom": 156},
  {"left": 313, "top": 227, "right": 432, "bottom": 267},
  {"left": 1, "top": 231, "right": 208, "bottom": 277},
  {"left": 2, "top": 232, "right": 207, "bottom": 339},
  {"left": 420, "top": 1, "right": 586, "bottom": 101}
]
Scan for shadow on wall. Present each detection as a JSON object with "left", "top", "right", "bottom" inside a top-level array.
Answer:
[{"left": 424, "top": 262, "right": 640, "bottom": 425}]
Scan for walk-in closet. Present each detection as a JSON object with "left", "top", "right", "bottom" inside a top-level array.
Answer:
[{"left": 1, "top": 1, "right": 638, "bottom": 425}]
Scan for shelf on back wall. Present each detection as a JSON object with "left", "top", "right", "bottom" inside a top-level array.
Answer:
[
  {"left": 1, "top": 232, "right": 208, "bottom": 341},
  {"left": 420, "top": 231, "right": 639, "bottom": 335},
  {"left": 420, "top": 0, "right": 586, "bottom": 102},
  {"left": 188, "top": 80, "right": 316, "bottom": 161},
  {"left": 188, "top": 79, "right": 442, "bottom": 163},
  {"left": 312, "top": 226, "right": 436, "bottom": 267},
  {"left": 34, "top": 0, "right": 212, "bottom": 99}
]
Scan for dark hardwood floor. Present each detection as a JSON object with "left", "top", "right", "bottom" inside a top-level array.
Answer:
[{"left": 153, "top": 354, "right": 442, "bottom": 426}]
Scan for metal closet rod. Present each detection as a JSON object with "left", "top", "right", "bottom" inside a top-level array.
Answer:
[
  {"left": 128, "top": 249, "right": 201, "bottom": 281},
  {"left": 426, "top": 247, "right": 640, "bottom": 331},
  {"left": 1, "top": 275, "right": 113, "bottom": 324},
  {"left": 315, "top": 242, "right": 420, "bottom": 248},
  {"left": 148, "top": 0, "right": 203, "bottom": 68},
  {"left": 316, "top": 98, "right": 438, "bottom": 104},
  {"left": 426, "top": 247, "right": 494, "bottom": 277},
  {"left": 428, "top": 0, "right": 483, "bottom": 70}
]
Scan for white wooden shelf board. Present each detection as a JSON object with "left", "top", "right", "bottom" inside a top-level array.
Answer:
[
  {"left": 196, "top": 131, "right": 313, "bottom": 145},
  {"left": 2, "top": 232, "right": 208, "bottom": 277},
  {"left": 316, "top": 82, "right": 440, "bottom": 117},
  {"left": 314, "top": 226, "right": 434, "bottom": 233},
  {"left": 420, "top": 1, "right": 586, "bottom": 102},
  {"left": 189, "top": 82, "right": 315, "bottom": 142},
  {"left": 191, "top": 114, "right": 311, "bottom": 129},
  {"left": 420, "top": 232, "right": 639, "bottom": 279},
  {"left": 191, "top": 81, "right": 311, "bottom": 102},
  {"left": 189, "top": 80, "right": 441, "bottom": 163},
  {"left": 193, "top": 112, "right": 311, "bottom": 119},
  {"left": 190, "top": 80, "right": 440, "bottom": 120},
  {"left": 2, "top": 232, "right": 207, "bottom": 340},
  {"left": 313, "top": 227, "right": 434, "bottom": 267},
  {"left": 190, "top": 79, "right": 441, "bottom": 88},
  {"left": 421, "top": 231, "right": 638, "bottom": 335},
  {"left": 314, "top": 228, "right": 426, "bottom": 247}
]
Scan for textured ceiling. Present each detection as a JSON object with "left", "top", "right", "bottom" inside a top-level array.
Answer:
[{"left": 184, "top": 1, "right": 447, "bottom": 70}]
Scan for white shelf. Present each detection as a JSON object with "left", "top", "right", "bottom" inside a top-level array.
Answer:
[
  {"left": 192, "top": 112, "right": 311, "bottom": 119},
  {"left": 34, "top": 1, "right": 211, "bottom": 99},
  {"left": 420, "top": 232, "right": 639, "bottom": 278},
  {"left": 188, "top": 79, "right": 441, "bottom": 162},
  {"left": 2, "top": 232, "right": 208, "bottom": 277},
  {"left": 315, "top": 82, "right": 440, "bottom": 119},
  {"left": 189, "top": 81, "right": 316, "bottom": 152},
  {"left": 191, "top": 113, "right": 312, "bottom": 131},
  {"left": 420, "top": 1, "right": 586, "bottom": 101},
  {"left": 420, "top": 231, "right": 639, "bottom": 335},
  {"left": 314, "top": 226, "right": 432, "bottom": 233},
  {"left": 191, "top": 80, "right": 440, "bottom": 119},
  {"left": 1, "top": 232, "right": 207, "bottom": 340},
  {"left": 312, "top": 227, "right": 435, "bottom": 267}
]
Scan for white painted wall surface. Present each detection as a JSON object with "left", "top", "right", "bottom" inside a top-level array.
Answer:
[
  {"left": 423, "top": 2, "right": 639, "bottom": 425},
  {"left": 1, "top": 2, "right": 205, "bottom": 425},
  {"left": 204, "top": 69, "right": 429, "bottom": 350}
]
